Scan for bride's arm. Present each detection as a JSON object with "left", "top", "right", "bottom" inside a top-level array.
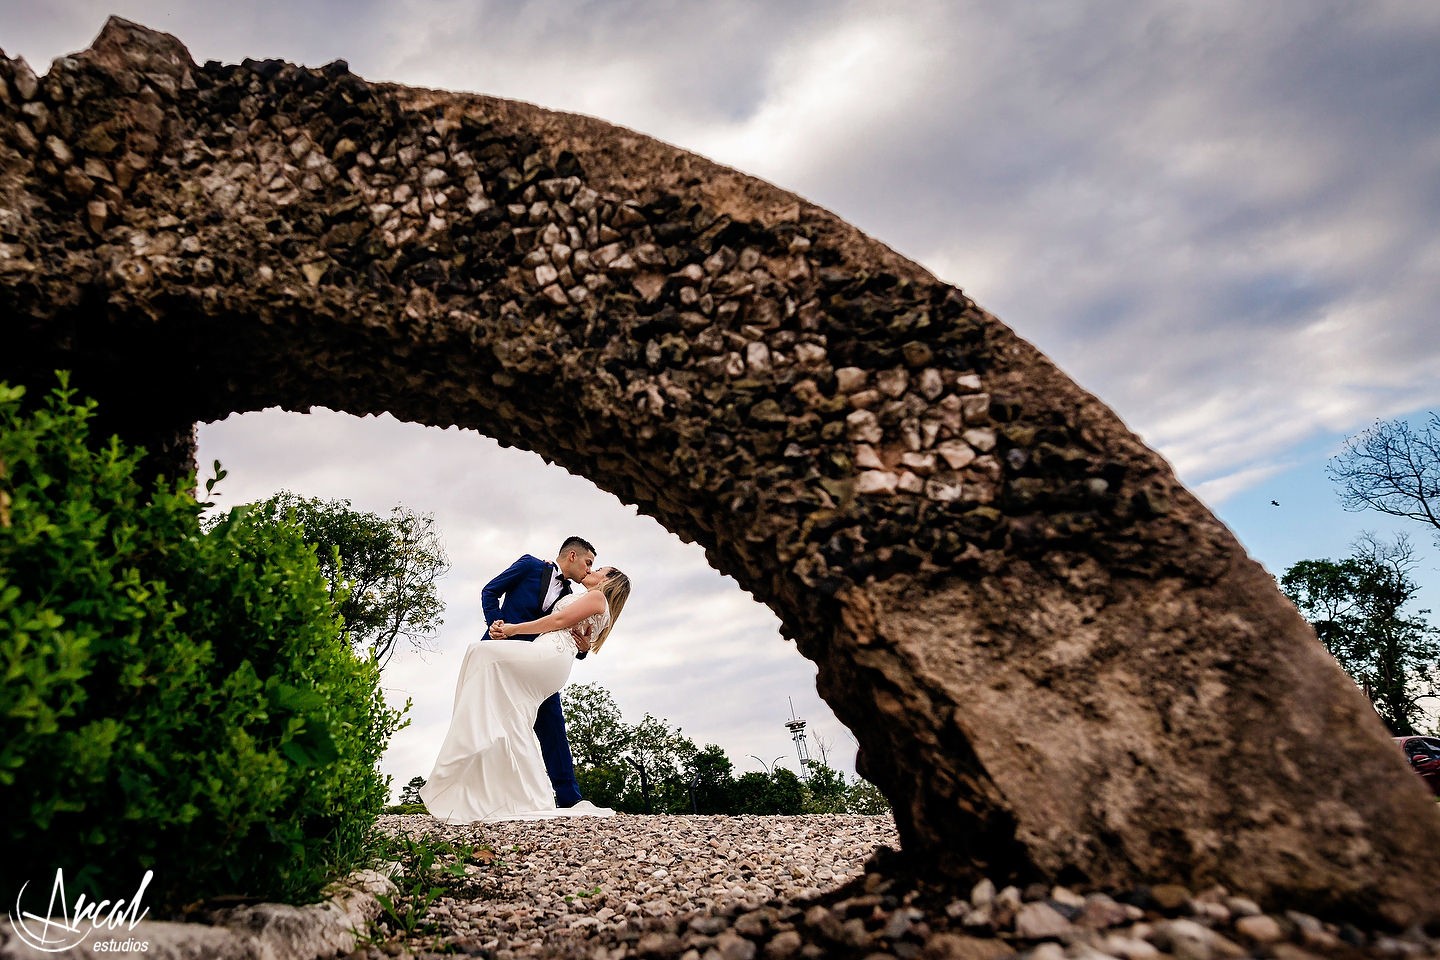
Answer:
[{"left": 496, "top": 591, "right": 605, "bottom": 638}]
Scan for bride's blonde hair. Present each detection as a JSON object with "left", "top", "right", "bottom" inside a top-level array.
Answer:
[{"left": 590, "top": 568, "right": 630, "bottom": 655}]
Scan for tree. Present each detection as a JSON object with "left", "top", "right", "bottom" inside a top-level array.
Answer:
[
  {"left": 844, "top": 776, "right": 892, "bottom": 815},
  {"left": 400, "top": 775, "right": 426, "bottom": 806},
  {"left": 802, "top": 760, "right": 849, "bottom": 813},
  {"left": 562, "top": 682, "right": 631, "bottom": 768},
  {"left": 732, "top": 766, "right": 807, "bottom": 814},
  {"left": 771, "top": 771, "right": 806, "bottom": 817},
  {"left": 1281, "top": 535, "right": 1440, "bottom": 735},
  {"left": 685, "top": 744, "right": 736, "bottom": 813},
  {"left": 768, "top": 767, "right": 807, "bottom": 814},
  {"left": 809, "top": 731, "right": 835, "bottom": 767},
  {"left": 562, "top": 682, "right": 632, "bottom": 808},
  {"left": 1328, "top": 412, "right": 1440, "bottom": 544},
  {"left": 731, "top": 771, "right": 777, "bottom": 814},
  {"left": 577, "top": 764, "right": 628, "bottom": 810},
  {"left": 240, "top": 492, "right": 449, "bottom": 667},
  {"left": 620, "top": 714, "right": 698, "bottom": 813}
]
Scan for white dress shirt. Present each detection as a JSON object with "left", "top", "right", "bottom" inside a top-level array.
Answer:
[{"left": 541, "top": 562, "right": 567, "bottom": 613}]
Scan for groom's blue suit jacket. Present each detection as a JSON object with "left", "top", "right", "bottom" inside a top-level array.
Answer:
[{"left": 481, "top": 554, "right": 583, "bottom": 657}]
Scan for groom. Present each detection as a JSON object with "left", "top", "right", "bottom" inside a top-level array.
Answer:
[{"left": 480, "top": 536, "right": 595, "bottom": 809}]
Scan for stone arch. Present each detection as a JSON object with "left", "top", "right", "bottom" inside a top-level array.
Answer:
[{"left": 2, "top": 18, "right": 1437, "bottom": 925}]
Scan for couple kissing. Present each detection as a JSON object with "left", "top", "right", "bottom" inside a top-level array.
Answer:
[{"left": 420, "top": 537, "right": 631, "bottom": 822}]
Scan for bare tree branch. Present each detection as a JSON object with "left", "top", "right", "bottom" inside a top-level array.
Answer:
[{"left": 1328, "top": 413, "right": 1440, "bottom": 540}]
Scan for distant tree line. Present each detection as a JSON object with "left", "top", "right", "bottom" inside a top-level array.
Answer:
[
  {"left": 561, "top": 682, "right": 890, "bottom": 815},
  {"left": 394, "top": 683, "right": 891, "bottom": 816}
]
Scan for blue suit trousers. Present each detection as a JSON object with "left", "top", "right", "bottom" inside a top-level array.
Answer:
[{"left": 535, "top": 691, "right": 581, "bottom": 807}]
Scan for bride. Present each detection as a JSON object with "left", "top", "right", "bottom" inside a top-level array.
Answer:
[{"left": 420, "top": 566, "right": 631, "bottom": 823}]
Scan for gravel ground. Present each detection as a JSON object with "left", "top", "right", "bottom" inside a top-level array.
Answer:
[{"left": 351, "top": 813, "right": 1440, "bottom": 960}]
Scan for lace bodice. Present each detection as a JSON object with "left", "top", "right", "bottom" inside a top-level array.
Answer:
[{"left": 547, "top": 592, "right": 609, "bottom": 655}]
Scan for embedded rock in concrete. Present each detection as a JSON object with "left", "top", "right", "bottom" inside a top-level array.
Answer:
[{"left": 2, "top": 18, "right": 1437, "bottom": 926}]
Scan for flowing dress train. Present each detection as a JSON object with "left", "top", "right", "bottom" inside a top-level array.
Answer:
[{"left": 420, "top": 593, "right": 609, "bottom": 823}]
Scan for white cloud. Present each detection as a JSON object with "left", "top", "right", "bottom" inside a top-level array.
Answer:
[{"left": 679, "top": 10, "right": 949, "bottom": 185}]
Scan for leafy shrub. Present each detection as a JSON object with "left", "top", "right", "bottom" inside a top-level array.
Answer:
[
  {"left": 801, "top": 760, "right": 850, "bottom": 813},
  {"left": 0, "top": 378, "right": 408, "bottom": 910},
  {"left": 575, "top": 764, "right": 627, "bottom": 810},
  {"left": 844, "top": 776, "right": 892, "bottom": 815},
  {"left": 686, "top": 744, "right": 736, "bottom": 814},
  {"left": 382, "top": 802, "right": 430, "bottom": 815},
  {"left": 732, "top": 768, "right": 807, "bottom": 814}
]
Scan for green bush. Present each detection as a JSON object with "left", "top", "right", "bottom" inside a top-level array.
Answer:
[
  {"left": 844, "top": 776, "right": 892, "bottom": 814},
  {"left": 382, "top": 802, "right": 429, "bottom": 815},
  {"left": 0, "top": 378, "right": 408, "bottom": 910},
  {"left": 731, "top": 768, "right": 807, "bottom": 814},
  {"left": 801, "top": 761, "right": 850, "bottom": 814},
  {"left": 575, "top": 763, "right": 627, "bottom": 810}
]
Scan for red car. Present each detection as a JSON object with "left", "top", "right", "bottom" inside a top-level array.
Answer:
[{"left": 1395, "top": 737, "right": 1440, "bottom": 796}]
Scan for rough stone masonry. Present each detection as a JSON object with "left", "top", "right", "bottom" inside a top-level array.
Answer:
[{"left": 1, "top": 18, "right": 1436, "bottom": 926}]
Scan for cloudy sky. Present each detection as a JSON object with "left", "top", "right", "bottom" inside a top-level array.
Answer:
[{"left": 6, "top": 1, "right": 1440, "bottom": 791}]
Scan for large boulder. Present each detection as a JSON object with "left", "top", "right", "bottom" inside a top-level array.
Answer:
[{"left": 2, "top": 17, "right": 1436, "bottom": 925}]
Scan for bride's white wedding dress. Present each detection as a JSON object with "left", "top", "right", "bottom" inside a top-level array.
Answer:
[{"left": 420, "top": 593, "right": 613, "bottom": 823}]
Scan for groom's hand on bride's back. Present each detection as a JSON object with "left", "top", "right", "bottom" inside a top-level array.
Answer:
[{"left": 571, "top": 624, "right": 592, "bottom": 655}]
